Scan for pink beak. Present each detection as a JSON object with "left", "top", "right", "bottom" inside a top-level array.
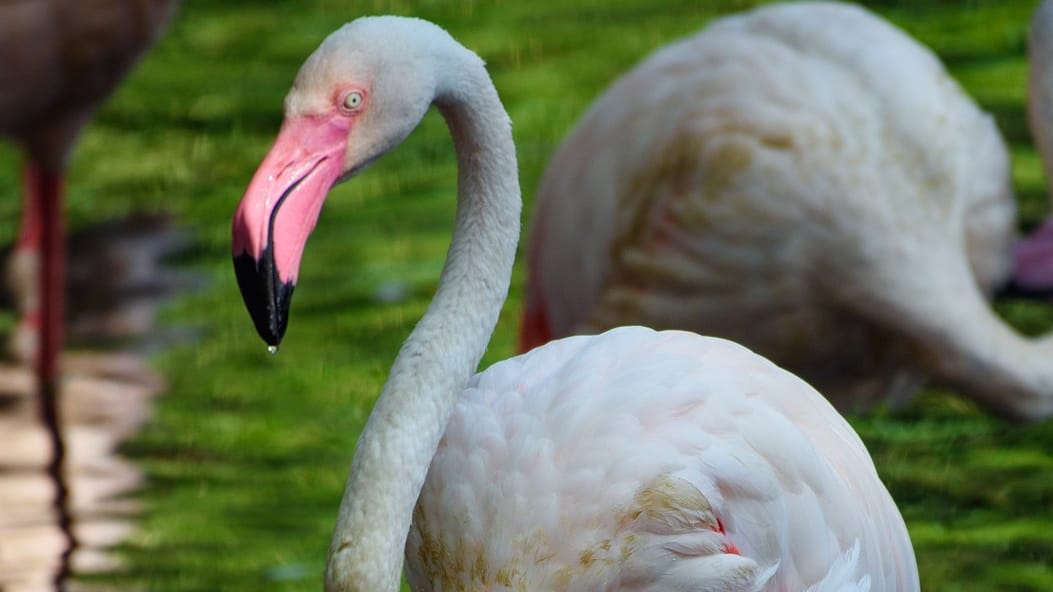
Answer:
[{"left": 232, "top": 114, "right": 351, "bottom": 345}]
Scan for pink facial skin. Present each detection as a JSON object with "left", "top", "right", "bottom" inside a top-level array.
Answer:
[
  {"left": 232, "top": 112, "right": 352, "bottom": 285},
  {"left": 1011, "top": 217, "right": 1053, "bottom": 294}
]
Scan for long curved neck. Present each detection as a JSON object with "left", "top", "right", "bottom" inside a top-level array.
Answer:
[
  {"left": 921, "top": 282, "right": 1053, "bottom": 422},
  {"left": 324, "top": 59, "right": 521, "bottom": 592},
  {"left": 1031, "top": 0, "right": 1053, "bottom": 186},
  {"left": 862, "top": 245, "right": 1053, "bottom": 421}
]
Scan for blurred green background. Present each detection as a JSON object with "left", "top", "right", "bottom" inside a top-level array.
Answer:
[{"left": 1, "top": 0, "right": 1051, "bottom": 590}]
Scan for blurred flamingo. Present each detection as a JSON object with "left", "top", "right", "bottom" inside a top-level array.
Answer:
[
  {"left": 0, "top": 0, "right": 179, "bottom": 583},
  {"left": 0, "top": 0, "right": 180, "bottom": 389},
  {"left": 522, "top": 1, "right": 1053, "bottom": 421}
]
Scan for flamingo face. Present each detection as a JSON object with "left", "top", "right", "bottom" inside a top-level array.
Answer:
[
  {"left": 231, "top": 106, "right": 358, "bottom": 346},
  {"left": 232, "top": 19, "right": 452, "bottom": 347}
]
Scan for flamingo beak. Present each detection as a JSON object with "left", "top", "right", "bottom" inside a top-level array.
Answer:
[{"left": 232, "top": 115, "right": 351, "bottom": 346}]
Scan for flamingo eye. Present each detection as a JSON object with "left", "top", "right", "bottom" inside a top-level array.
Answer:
[{"left": 343, "top": 91, "right": 364, "bottom": 110}]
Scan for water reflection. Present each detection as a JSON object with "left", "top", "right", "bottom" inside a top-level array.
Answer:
[
  {"left": 0, "top": 353, "right": 163, "bottom": 591},
  {"left": 0, "top": 213, "right": 194, "bottom": 590}
]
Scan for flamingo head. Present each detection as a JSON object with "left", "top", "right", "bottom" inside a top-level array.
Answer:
[{"left": 232, "top": 16, "right": 457, "bottom": 346}]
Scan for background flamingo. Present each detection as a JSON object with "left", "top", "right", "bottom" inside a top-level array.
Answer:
[
  {"left": 231, "top": 16, "right": 918, "bottom": 591},
  {"left": 0, "top": 0, "right": 179, "bottom": 581},
  {"left": 0, "top": 0, "right": 180, "bottom": 389},
  {"left": 522, "top": 1, "right": 1053, "bottom": 421}
]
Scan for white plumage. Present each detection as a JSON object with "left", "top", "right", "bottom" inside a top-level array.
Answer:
[
  {"left": 522, "top": 1, "right": 1053, "bottom": 420},
  {"left": 229, "top": 13, "right": 919, "bottom": 592},
  {"left": 409, "top": 327, "right": 916, "bottom": 591}
]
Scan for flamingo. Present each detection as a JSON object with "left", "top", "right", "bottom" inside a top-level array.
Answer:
[
  {"left": 231, "top": 16, "right": 919, "bottom": 591},
  {"left": 0, "top": 0, "right": 180, "bottom": 390},
  {"left": 521, "top": 1, "right": 1053, "bottom": 421},
  {"left": 0, "top": 1, "right": 179, "bottom": 580}
]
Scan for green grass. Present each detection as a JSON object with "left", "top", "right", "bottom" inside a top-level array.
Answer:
[{"left": 1, "top": 0, "right": 1051, "bottom": 589}]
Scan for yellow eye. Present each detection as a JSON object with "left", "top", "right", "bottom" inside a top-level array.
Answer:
[{"left": 343, "top": 91, "right": 363, "bottom": 110}]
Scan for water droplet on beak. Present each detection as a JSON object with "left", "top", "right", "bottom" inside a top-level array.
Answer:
[{"left": 267, "top": 345, "right": 279, "bottom": 355}]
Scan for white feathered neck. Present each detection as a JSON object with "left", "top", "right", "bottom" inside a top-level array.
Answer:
[{"left": 318, "top": 17, "right": 521, "bottom": 592}]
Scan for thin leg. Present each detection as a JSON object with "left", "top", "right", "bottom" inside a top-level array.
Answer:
[
  {"left": 21, "top": 161, "right": 75, "bottom": 588},
  {"left": 20, "top": 162, "right": 66, "bottom": 380}
]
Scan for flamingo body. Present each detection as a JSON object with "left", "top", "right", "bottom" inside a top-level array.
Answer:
[
  {"left": 409, "top": 326, "right": 916, "bottom": 591},
  {"left": 523, "top": 2, "right": 1053, "bottom": 419},
  {"left": 0, "top": 0, "right": 178, "bottom": 168}
]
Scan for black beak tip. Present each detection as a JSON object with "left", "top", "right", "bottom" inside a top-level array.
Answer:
[{"left": 233, "top": 249, "right": 295, "bottom": 347}]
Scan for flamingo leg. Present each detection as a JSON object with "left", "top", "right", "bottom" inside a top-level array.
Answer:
[
  {"left": 18, "top": 160, "right": 66, "bottom": 386},
  {"left": 18, "top": 160, "right": 75, "bottom": 585}
]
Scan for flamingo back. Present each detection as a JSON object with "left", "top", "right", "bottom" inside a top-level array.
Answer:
[{"left": 408, "top": 327, "right": 918, "bottom": 591}]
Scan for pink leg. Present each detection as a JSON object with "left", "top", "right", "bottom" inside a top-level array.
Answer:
[
  {"left": 20, "top": 161, "right": 74, "bottom": 585},
  {"left": 18, "top": 161, "right": 65, "bottom": 385}
]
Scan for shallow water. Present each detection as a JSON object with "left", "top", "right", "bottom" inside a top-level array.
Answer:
[{"left": 0, "top": 353, "right": 164, "bottom": 591}]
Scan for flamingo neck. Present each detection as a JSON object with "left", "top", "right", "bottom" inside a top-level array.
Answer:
[
  {"left": 878, "top": 250, "right": 1053, "bottom": 420},
  {"left": 1006, "top": 5, "right": 1053, "bottom": 302},
  {"left": 928, "top": 298, "right": 1053, "bottom": 421},
  {"left": 324, "top": 58, "right": 520, "bottom": 592}
]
